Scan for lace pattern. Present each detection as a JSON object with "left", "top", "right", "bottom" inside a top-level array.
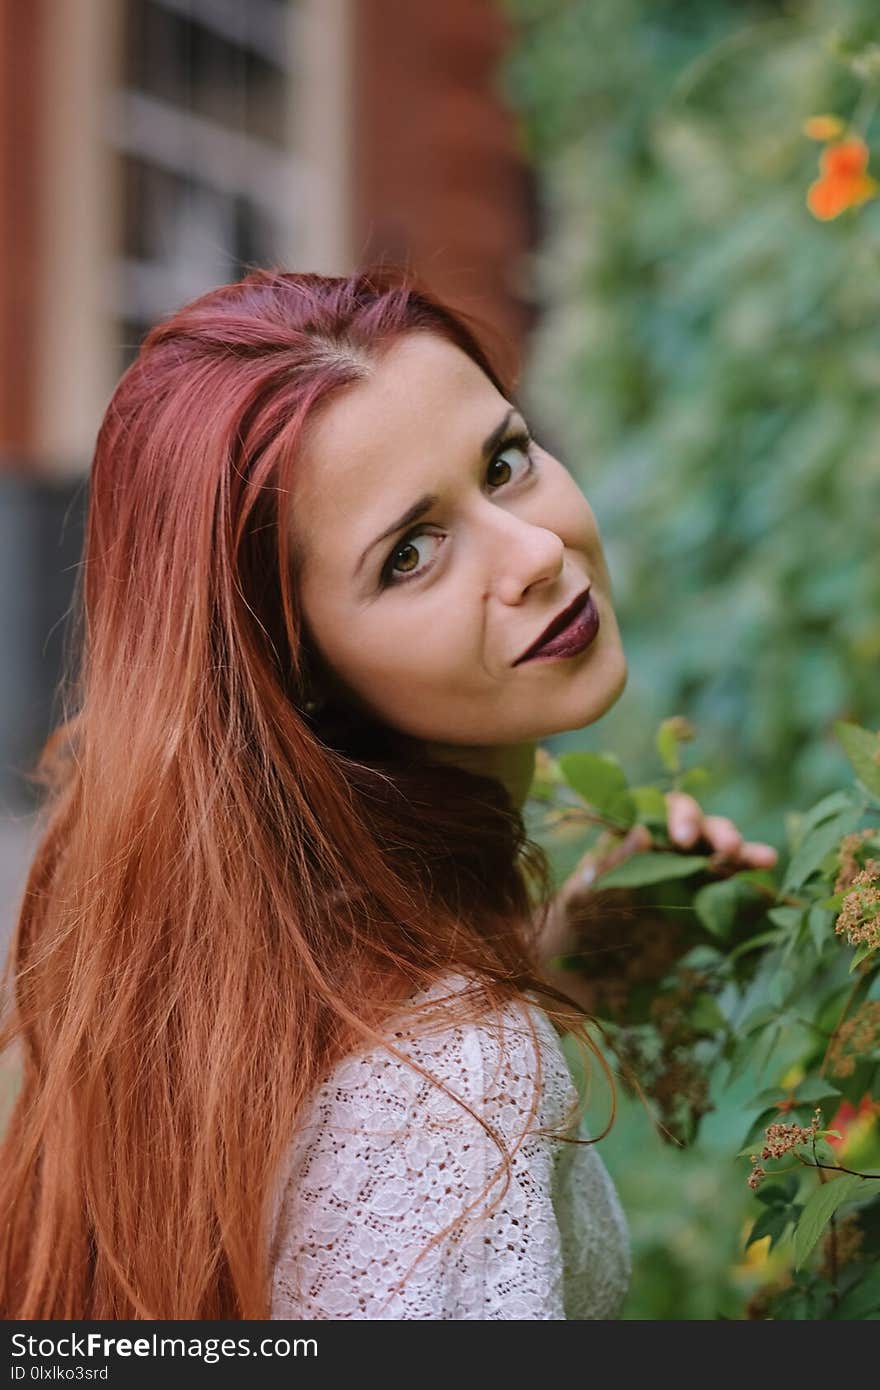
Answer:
[{"left": 269, "top": 972, "right": 630, "bottom": 1320}]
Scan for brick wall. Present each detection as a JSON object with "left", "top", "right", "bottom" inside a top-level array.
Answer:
[{"left": 351, "top": 0, "right": 538, "bottom": 380}]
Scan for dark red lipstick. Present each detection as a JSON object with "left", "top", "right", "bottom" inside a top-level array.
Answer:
[{"left": 513, "top": 587, "right": 599, "bottom": 665}]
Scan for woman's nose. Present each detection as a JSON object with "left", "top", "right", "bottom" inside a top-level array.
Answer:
[{"left": 486, "top": 509, "right": 566, "bottom": 606}]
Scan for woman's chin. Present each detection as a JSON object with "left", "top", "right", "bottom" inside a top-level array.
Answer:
[{"left": 552, "top": 646, "right": 628, "bottom": 736}]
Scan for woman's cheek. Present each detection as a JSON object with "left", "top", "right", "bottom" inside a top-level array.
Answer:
[{"left": 553, "top": 471, "right": 602, "bottom": 556}]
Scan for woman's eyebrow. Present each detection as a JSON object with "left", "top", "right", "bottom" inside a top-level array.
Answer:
[{"left": 353, "top": 406, "right": 524, "bottom": 579}]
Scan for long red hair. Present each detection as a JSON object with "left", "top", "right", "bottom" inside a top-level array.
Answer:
[{"left": 0, "top": 266, "right": 611, "bottom": 1318}]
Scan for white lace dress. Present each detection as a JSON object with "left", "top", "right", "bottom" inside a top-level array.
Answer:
[{"left": 269, "top": 971, "right": 631, "bottom": 1320}]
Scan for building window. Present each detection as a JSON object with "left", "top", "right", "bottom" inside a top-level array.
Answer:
[{"left": 112, "top": 0, "right": 297, "bottom": 372}]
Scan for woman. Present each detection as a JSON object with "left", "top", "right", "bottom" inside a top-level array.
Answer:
[{"left": 0, "top": 267, "right": 776, "bottom": 1320}]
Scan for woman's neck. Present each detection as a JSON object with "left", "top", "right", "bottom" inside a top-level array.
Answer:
[{"left": 420, "top": 739, "right": 537, "bottom": 811}]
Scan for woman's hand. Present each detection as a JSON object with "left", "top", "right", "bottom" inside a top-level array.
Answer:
[
  {"left": 583, "top": 791, "right": 777, "bottom": 884},
  {"left": 661, "top": 791, "right": 778, "bottom": 870},
  {"left": 538, "top": 790, "right": 778, "bottom": 967}
]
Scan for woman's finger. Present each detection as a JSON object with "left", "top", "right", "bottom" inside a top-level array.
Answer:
[
  {"left": 701, "top": 814, "right": 744, "bottom": 857},
  {"left": 567, "top": 823, "right": 653, "bottom": 895},
  {"left": 597, "top": 822, "right": 654, "bottom": 875},
  {"left": 666, "top": 790, "right": 703, "bottom": 847},
  {"left": 738, "top": 840, "right": 779, "bottom": 868}
]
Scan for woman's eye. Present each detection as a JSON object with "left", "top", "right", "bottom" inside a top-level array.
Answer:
[
  {"left": 381, "top": 530, "right": 444, "bottom": 586},
  {"left": 485, "top": 437, "right": 533, "bottom": 491},
  {"left": 379, "top": 435, "right": 535, "bottom": 588}
]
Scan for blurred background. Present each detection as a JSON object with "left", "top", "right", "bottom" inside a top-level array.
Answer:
[{"left": 1, "top": 0, "right": 879, "bottom": 1317}]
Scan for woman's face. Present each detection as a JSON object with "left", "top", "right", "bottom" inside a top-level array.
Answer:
[{"left": 289, "top": 331, "right": 627, "bottom": 747}]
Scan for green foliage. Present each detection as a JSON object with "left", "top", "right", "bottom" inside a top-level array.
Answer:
[
  {"left": 593, "top": 850, "right": 710, "bottom": 888},
  {"left": 501, "top": 0, "right": 880, "bottom": 843},
  {"left": 747, "top": 1176, "right": 803, "bottom": 1252},
  {"left": 793, "top": 1173, "right": 876, "bottom": 1269},
  {"left": 835, "top": 721, "right": 880, "bottom": 800},
  {"left": 557, "top": 750, "right": 636, "bottom": 825},
  {"left": 526, "top": 714, "right": 880, "bottom": 1317}
]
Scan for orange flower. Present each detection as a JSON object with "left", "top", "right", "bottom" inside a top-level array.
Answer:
[
  {"left": 803, "top": 114, "right": 845, "bottom": 141},
  {"left": 821, "top": 137, "right": 872, "bottom": 179},
  {"left": 807, "top": 135, "right": 879, "bottom": 220}
]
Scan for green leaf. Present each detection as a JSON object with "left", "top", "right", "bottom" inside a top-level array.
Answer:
[
  {"left": 727, "top": 928, "right": 784, "bottom": 963},
  {"left": 850, "top": 942, "right": 879, "bottom": 974},
  {"left": 629, "top": 784, "right": 669, "bottom": 824},
  {"left": 726, "top": 1034, "right": 757, "bottom": 1085},
  {"left": 793, "top": 1077, "right": 841, "bottom": 1104},
  {"left": 753, "top": 1021, "right": 784, "bottom": 1081},
  {"left": 767, "top": 906, "right": 803, "bottom": 931},
  {"left": 734, "top": 867, "right": 779, "bottom": 888},
  {"left": 688, "top": 993, "right": 727, "bottom": 1035},
  {"left": 746, "top": 1206, "right": 792, "bottom": 1251},
  {"left": 808, "top": 904, "right": 834, "bottom": 954},
  {"left": 834, "top": 721, "right": 880, "bottom": 801},
  {"left": 744, "top": 1079, "right": 840, "bottom": 1131},
  {"left": 656, "top": 721, "right": 681, "bottom": 773},
  {"left": 753, "top": 1084, "right": 793, "bottom": 1105},
  {"left": 783, "top": 922, "right": 810, "bottom": 968},
  {"left": 737, "top": 1104, "right": 784, "bottom": 1154},
  {"left": 557, "top": 752, "right": 628, "bottom": 816},
  {"left": 591, "top": 851, "right": 709, "bottom": 890},
  {"left": 793, "top": 1174, "right": 877, "bottom": 1270},
  {"left": 767, "top": 906, "right": 805, "bottom": 964},
  {"left": 754, "top": 1178, "right": 799, "bottom": 1208},
  {"left": 679, "top": 765, "right": 711, "bottom": 793},
  {"left": 772, "top": 1275, "right": 836, "bottom": 1320},
  {"left": 781, "top": 807, "right": 865, "bottom": 894},
  {"left": 816, "top": 893, "right": 845, "bottom": 912},
  {"left": 797, "top": 790, "right": 862, "bottom": 840},
  {"left": 605, "top": 788, "right": 638, "bottom": 829},
  {"left": 767, "top": 967, "right": 795, "bottom": 1011},
  {"left": 830, "top": 1265, "right": 880, "bottom": 1319},
  {"left": 737, "top": 1003, "right": 781, "bottom": 1036},
  {"left": 694, "top": 875, "right": 762, "bottom": 939}
]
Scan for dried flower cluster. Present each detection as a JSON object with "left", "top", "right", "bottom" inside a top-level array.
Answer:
[
  {"left": 611, "top": 1004, "right": 715, "bottom": 1148},
  {"left": 834, "top": 830, "right": 877, "bottom": 894},
  {"left": 747, "top": 1110, "right": 822, "bottom": 1189},
  {"left": 562, "top": 895, "right": 686, "bottom": 1020},
  {"left": 641, "top": 968, "right": 716, "bottom": 1140},
  {"left": 649, "top": 968, "right": 712, "bottom": 1043},
  {"left": 761, "top": 1110, "right": 822, "bottom": 1158},
  {"left": 650, "top": 1055, "right": 712, "bottom": 1129},
  {"left": 827, "top": 1000, "right": 880, "bottom": 1078},
  {"left": 834, "top": 859, "right": 880, "bottom": 951}
]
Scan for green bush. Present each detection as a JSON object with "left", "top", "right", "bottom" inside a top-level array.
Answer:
[
  {"left": 501, "top": 0, "right": 880, "bottom": 841},
  {"left": 527, "top": 715, "right": 880, "bottom": 1318}
]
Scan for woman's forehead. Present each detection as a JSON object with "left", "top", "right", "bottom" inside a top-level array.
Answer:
[
  {"left": 308, "top": 334, "right": 500, "bottom": 459},
  {"left": 289, "top": 336, "right": 508, "bottom": 567}
]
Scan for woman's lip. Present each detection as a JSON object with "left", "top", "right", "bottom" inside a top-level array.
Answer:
[
  {"left": 513, "top": 586, "right": 593, "bottom": 664},
  {"left": 513, "top": 591, "right": 600, "bottom": 664}
]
